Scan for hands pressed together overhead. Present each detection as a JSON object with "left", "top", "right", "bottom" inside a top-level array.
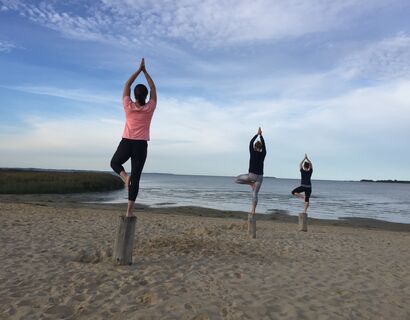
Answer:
[{"left": 139, "top": 57, "right": 146, "bottom": 73}]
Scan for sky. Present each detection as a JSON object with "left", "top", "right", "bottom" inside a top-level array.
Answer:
[{"left": 0, "top": 0, "right": 410, "bottom": 180}]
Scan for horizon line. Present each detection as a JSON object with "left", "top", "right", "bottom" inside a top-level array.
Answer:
[{"left": 2, "top": 166, "right": 404, "bottom": 183}]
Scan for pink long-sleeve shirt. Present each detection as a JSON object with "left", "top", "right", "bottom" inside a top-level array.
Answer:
[{"left": 122, "top": 96, "right": 156, "bottom": 141}]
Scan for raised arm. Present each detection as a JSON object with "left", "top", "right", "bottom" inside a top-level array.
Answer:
[
  {"left": 257, "top": 127, "right": 266, "bottom": 155},
  {"left": 249, "top": 134, "right": 258, "bottom": 152},
  {"left": 122, "top": 58, "right": 143, "bottom": 98},
  {"left": 141, "top": 58, "right": 157, "bottom": 103},
  {"left": 305, "top": 154, "right": 313, "bottom": 170},
  {"left": 299, "top": 154, "right": 307, "bottom": 169},
  {"left": 260, "top": 134, "right": 266, "bottom": 155}
]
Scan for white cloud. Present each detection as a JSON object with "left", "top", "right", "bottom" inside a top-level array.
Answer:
[
  {"left": 0, "top": 115, "right": 122, "bottom": 170},
  {"left": 0, "top": 39, "right": 15, "bottom": 53},
  {"left": 1, "top": 85, "right": 118, "bottom": 105},
  {"left": 340, "top": 32, "right": 410, "bottom": 80},
  {"left": 100, "top": 0, "right": 403, "bottom": 46},
  {"left": 2, "top": 0, "right": 403, "bottom": 47}
]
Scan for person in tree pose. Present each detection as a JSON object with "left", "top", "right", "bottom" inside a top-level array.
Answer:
[
  {"left": 235, "top": 127, "right": 266, "bottom": 215},
  {"left": 291, "top": 154, "right": 313, "bottom": 214},
  {"left": 110, "top": 58, "right": 157, "bottom": 217}
]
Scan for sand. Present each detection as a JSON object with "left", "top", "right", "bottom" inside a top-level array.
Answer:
[{"left": 0, "top": 199, "right": 409, "bottom": 320}]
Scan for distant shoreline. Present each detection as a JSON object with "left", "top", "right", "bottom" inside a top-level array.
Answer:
[
  {"left": 360, "top": 179, "right": 410, "bottom": 184},
  {"left": 1, "top": 167, "right": 410, "bottom": 183}
]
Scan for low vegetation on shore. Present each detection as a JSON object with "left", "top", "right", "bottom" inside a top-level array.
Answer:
[
  {"left": 360, "top": 179, "right": 410, "bottom": 184},
  {"left": 0, "top": 169, "right": 123, "bottom": 194}
]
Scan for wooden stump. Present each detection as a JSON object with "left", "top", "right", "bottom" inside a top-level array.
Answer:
[
  {"left": 299, "top": 212, "right": 307, "bottom": 232},
  {"left": 248, "top": 214, "right": 256, "bottom": 239},
  {"left": 113, "top": 216, "right": 137, "bottom": 265}
]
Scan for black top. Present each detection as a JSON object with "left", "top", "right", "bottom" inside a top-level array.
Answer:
[
  {"left": 248, "top": 134, "right": 266, "bottom": 175},
  {"left": 300, "top": 168, "right": 313, "bottom": 186}
]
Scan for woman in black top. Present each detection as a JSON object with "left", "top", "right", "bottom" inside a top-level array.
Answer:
[
  {"left": 236, "top": 127, "right": 267, "bottom": 215},
  {"left": 292, "top": 154, "right": 313, "bottom": 214}
]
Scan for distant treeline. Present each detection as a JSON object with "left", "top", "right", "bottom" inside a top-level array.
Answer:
[
  {"left": 0, "top": 169, "right": 123, "bottom": 194},
  {"left": 360, "top": 179, "right": 410, "bottom": 184}
]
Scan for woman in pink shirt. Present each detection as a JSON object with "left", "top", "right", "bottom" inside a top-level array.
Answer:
[{"left": 110, "top": 58, "right": 157, "bottom": 217}]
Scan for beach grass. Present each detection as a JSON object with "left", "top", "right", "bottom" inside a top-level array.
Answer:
[{"left": 0, "top": 169, "right": 123, "bottom": 194}]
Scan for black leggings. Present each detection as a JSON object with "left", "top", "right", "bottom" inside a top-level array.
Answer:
[
  {"left": 110, "top": 139, "right": 147, "bottom": 201},
  {"left": 292, "top": 186, "right": 312, "bottom": 202}
]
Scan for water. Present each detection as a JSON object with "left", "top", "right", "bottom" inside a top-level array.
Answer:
[{"left": 99, "top": 173, "right": 410, "bottom": 224}]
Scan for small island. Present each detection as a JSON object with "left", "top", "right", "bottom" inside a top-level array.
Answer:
[
  {"left": 0, "top": 168, "right": 124, "bottom": 194},
  {"left": 360, "top": 179, "right": 410, "bottom": 184}
]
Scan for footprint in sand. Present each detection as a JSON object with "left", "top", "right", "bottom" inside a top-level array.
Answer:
[
  {"left": 221, "top": 308, "right": 229, "bottom": 317},
  {"left": 120, "top": 284, "right": 134, "bottom": 295},
  {"left": 44, "top": 305, "right": 74, "bottom": 317},
  {"left": 192, "top": 314, "right": 211, "bottom": 320},
  {"left": 138, "top": 293, "right": 152, "bottom": 305}
]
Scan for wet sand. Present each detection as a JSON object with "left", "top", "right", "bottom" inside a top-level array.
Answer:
[{"left": 0, "top": 197, "right": 409, "bottom": 319}]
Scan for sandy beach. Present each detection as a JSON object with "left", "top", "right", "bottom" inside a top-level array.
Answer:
[{"left": 1, "top": 198, "right": 409, "bottom": 320}]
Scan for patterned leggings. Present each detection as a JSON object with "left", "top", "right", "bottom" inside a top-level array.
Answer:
[{"left": 235, "top": 172, "right": 263, "bottom": 205}]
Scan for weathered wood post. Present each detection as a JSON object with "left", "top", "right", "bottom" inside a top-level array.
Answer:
[
  {"left": 248, "top": 214, "right": 256, "bottom": 238},
  {"left": 113, "top": 216, "right": 137, "bottom": 265},
  {"left": 252, "top": 215, "right": 256, "bottom": 238},
  {"left": 247, "top": 214, "right": 252, "bottom": 236},
  {"left": 299, "top": 212, "right": 307, "bottom": 232}
]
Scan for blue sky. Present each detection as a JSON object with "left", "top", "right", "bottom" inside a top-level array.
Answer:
[{"left": 1, "top": 0, "right": 410, "bottom": 180}]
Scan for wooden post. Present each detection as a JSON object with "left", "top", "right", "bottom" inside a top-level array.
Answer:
[
  {"left": 248, "top": 214, "right": 252, "bottom": 236},
  {"left": 113, "top": 216, "right": 137, "bottom": 265},
  {"left": 299, "top": 212, "right": 307, "bottom": 232},
  {"left": 248, "top": 214, "right": 256, "bottom": 239},
  {"left": 252, "top": 215, "right": 256, "bottom": 239}
]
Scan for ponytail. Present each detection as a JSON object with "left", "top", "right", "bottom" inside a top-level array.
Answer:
[{"left": 134, "top": 84, "right": 148, "bottom": 106}]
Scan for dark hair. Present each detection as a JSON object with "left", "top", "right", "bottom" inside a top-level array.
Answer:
[
  {"left": 254, "top": 141, "right": 262, "bottom": 150},
  {"left": 303, "top": 161, "right": 310, "bottom": 169},
  {"left": 134, "top": 84, "right": 148, "bottom": 106}
]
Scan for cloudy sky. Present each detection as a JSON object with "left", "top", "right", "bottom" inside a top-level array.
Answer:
[{"left": 0, "top": 0, "right": 410, "bottom": 180}]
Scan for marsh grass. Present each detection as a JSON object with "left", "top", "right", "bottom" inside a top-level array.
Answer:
[{"left": 0, "top": 169, "right": 123, "bottom": 194}]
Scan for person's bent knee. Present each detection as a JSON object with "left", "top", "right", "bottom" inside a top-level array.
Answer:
[
  {"left": 110, "top": 163, "right": 118, "bottom": 174},
  {"left": 110, "top": 158, "right": 115, "bottom": 170},
  {"left": 110, "top": 158, "right": 121, "bottom": 174}
]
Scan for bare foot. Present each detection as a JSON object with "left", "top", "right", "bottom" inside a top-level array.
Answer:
[
  {"left": 125, "top": 176, "right": 131, "bottom": 189},
  {"left": 120, "top": 171, "right": 130, "bottom": 188},
  {"left": 125, "top": 213, "right": 135, "bottom": 218},
  {"left": 294, "top": 193, "right": 304, "bottom": 200},
  {"left": 250, "top": 182, "right": 256, "bottom": 191}
]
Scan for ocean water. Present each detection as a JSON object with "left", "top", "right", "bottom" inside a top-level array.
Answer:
[{"left": 99, "top": 173, "right": 410, "bottom": 224}]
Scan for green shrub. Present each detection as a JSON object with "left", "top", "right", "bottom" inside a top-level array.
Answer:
[{"left": 0, "top": 169, "right": 124, "bottom": 194}]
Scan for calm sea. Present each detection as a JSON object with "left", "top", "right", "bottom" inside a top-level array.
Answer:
[{"left": 98, "top": 173, "right": 410, "bottom": 224}]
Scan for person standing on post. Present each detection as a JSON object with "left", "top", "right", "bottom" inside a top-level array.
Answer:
[
  {"left": 235, "top": 127, "right": 267, "bottom": 215},
  {"left": 291, "top": 154, "right": 313, "bottom": 215},
  {"left": 110, "top": 58, "right": 157, "bottom": 217}
]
